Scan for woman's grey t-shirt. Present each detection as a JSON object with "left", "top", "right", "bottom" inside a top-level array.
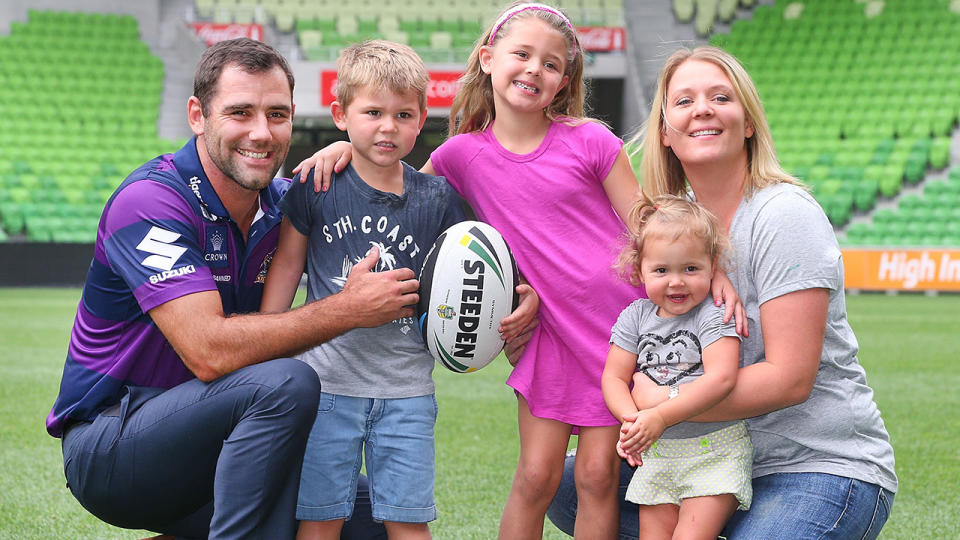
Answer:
[{"left": 727, "top": 182, "right": 897, "bottom": 492}]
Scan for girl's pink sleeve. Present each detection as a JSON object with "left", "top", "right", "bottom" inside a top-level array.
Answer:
[{"left": 588, "top": 122, "right": 624, "bottom": 182}]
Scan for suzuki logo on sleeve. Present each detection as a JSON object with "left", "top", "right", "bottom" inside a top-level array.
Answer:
[{"left": 137, "top": 226, "right": 188, "bottom": 271}]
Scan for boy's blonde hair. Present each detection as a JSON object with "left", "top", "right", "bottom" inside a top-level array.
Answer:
[
  {"left": 617, "top": 195, "right": 728, "bottom": 287},
  {"left": 336, "top": 40, "right": 430, "bottom": 111},
  {"left": 630, "top": 46, "right": 802, "bottom": 199},
  {"left": 449, "top": 1, "right": 586, "bottom": 135}
]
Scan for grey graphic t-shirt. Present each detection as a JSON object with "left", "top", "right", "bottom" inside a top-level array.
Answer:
[
  {"left": 281, "top": 162, "right": 465, "bottom": 398},
  {"left": 610, "top": 297, "right": 740, "bottom": 438}
]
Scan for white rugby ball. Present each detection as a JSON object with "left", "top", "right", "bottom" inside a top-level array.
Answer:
[{"left": 418, "top": 221, "right": 519, "bottom": 373}]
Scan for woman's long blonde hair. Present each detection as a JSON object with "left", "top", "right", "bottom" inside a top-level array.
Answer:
[
  {"left": 632, "top": 46, "right": 800, "bottom": 198},
  {"left": 449, "top": 1, "right": 586, "bottom": 136}
]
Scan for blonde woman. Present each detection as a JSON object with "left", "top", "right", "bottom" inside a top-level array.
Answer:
[{"left": 632, "top": 46, "right": 896, "bottom": 539}]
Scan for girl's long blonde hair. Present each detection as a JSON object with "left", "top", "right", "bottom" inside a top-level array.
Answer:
[
  {"left": 449, "top": 1, "right": 586, "bottom": 136},
  {"left": 617, "top": 195, "right": 729, "bottom": 287},
  {"left": 631, "top": 46, "right": 801, "bottom": 198}
]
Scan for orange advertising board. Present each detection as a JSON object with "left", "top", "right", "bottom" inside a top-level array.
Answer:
[{"left": 842, "top": 249, "right": 960, "bottom": 291}]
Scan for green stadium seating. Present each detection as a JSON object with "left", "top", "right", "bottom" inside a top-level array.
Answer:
[
  {"left": 707, "top": 0, "right": 960, "bottom": 245},
  {"left": 0, "top": 9, "right": 180, "bottom": 243},
  {"left": 198, "top": 0, "right": 625, "bottom": 62}
]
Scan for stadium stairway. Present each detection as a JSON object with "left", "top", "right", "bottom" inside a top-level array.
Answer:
[
  {"left": 157, "top": 0, "right": 207, "bottom": 142},
  {"left": 625, "top": 0, "right": 960, "bottom": 248}
]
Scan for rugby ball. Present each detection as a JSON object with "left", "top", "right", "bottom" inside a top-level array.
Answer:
[{"left": 418, "top": 221, "right": 520, "bottom": 373}]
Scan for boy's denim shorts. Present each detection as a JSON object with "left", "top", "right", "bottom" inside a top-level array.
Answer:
[{"left": 296, "top": 392, "right": 438, "bottom": 524}]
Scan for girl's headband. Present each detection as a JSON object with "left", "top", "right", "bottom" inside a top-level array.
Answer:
[{"left": 487, "top": 2, "right": 579, "bottom": 55}]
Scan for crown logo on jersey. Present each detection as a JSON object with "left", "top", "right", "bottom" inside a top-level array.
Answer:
[{"left": 210, "top": 231, "right": 224, "bottom": 251}]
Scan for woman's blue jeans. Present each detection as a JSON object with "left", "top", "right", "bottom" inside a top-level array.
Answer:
[
  {"left": 546, "top": 453, "right": 894, "bottom": 540},
  {"left": 723, "top": 472, "right": 894, "bottom": 539}
]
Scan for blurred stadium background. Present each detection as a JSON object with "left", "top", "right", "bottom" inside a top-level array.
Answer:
[
  {"left": 1, "top": 2, "right": 958, "bottom": 538},
  {"left": 1, "top": 0, "right": 959, "bottom": 294}
]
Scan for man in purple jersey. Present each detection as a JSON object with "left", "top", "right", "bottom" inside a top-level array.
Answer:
[{"left": 47, "top": 38, "right": 417, "bottom": 539}]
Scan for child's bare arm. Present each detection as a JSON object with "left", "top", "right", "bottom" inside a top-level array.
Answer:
[
  {"left": 630, "top": 372, "right": 669, "bottom": 410},
  {"left": 601, "top": 149, "right": 642, "bottom": 225},
  {"left": 602, "top": 344, "right": 641, "bottom": 424},
  {"left": 602, "top": 344, "right": 648, "bottom": 465},
  {"left": 654, "top": 336, "right": 739, "bottom": 425},
  {"left": 261, "top": 218, "right": 309, "bottom": 313}
]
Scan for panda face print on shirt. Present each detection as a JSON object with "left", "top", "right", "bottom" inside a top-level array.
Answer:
[{"left": 636, "top": 329, "right": 703, "bottom": 386}]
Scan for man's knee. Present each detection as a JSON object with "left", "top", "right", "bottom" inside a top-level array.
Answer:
[
  {"left": 270, "top": 358, "right": 321, "bottom": 399},
  {"left": 248, "top": 357, "right": 318, "bottom": 393},
  {"left": 236, "top": 358, "right": 321, "bottom": 421}
]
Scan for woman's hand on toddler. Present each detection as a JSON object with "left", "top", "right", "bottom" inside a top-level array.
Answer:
[{"left": 711, "top": 269, "right": 749, "bottom": 337}]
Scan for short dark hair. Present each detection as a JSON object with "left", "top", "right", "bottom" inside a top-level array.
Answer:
[{"left": 193, "top": 38, "right": 295, "bottom": 115}]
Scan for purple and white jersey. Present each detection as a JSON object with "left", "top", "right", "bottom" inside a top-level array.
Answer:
[{"left": 46, "top": 138, "right": 288, "bottom": 437}]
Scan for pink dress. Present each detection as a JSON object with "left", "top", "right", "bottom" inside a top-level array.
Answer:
[{"left": 431, "top": 120, "right": 645, "bottom": 426}]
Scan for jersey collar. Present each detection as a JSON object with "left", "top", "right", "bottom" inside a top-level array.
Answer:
[
  {"left": 172, "top": 137, "right": 286, "bottom": 236},
  {"left": 172, "top": 137, "right": 232, "bottom": 223}
]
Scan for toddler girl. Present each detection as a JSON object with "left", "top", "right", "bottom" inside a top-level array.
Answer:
[{"left": 602, "top": 195, "right": 751, "bottom": 540}]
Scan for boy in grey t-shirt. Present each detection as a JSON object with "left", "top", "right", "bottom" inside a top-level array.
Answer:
[{"left": 262, "top": 41, "right": 463, "bottom": 538}]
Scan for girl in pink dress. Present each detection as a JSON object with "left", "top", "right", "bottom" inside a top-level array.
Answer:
[{"left": 431, "top": 7, "right": 643, "bottom": 537}]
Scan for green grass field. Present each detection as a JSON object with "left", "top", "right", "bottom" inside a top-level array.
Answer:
[{"left": 1, "top": 288, "right": 958, "bottom": 539}]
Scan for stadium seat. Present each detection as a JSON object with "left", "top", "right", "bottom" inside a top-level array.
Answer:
[
  {"left": 275, "top": 0, "right": 625, "bottom": 63},
  {"left": 704, "top": 0, "right": 960, "bottom": 242},
  {"left": 429, "top": 31, "right": 453, "bottom": 50},
  {"left": 0, "top": 9, "right": 179, "bottom": 242}
]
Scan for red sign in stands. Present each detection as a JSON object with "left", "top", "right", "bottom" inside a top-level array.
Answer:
[
  {"left": 189, "top": 23, "right": 264, "bottom": 46},
  {"left": 320, "top": 70, "right": 463, "bottom": 108},
  {"left": 575, "top": 27, "right": 626, "bottom": 52},
  {"left": 317, "top": 29, "right": 624, "bottom": 108}
]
